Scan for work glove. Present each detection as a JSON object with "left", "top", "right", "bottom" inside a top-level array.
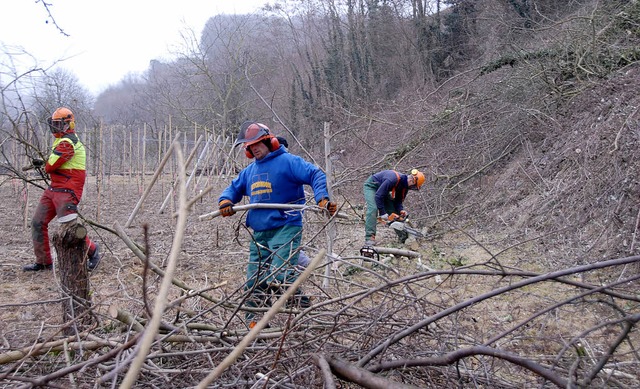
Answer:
[
  {"left": 399, "top": 210, "right": 408, "bottom": 221},
  {"left": 218, "top": 199, "right": 235, "bottom": 217},
  {"left": 377, "top": 213, "right": 389, "bottom": 223},
  {"left": 318, "top": 198, "right": 337, "bottom": 216},
  {"left": 32, "top": 159, "right": 45, "bottom": 167}
]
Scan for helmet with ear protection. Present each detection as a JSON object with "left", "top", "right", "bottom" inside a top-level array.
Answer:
[
  {"left": 244, "top": 137, "right": 281, "bottom": 158},
  {"left": 236, "top": 121, "right": 280, "bottom": 159},
  {"left": 48, "top": 107, "right": 75, "bottom": 133},
  {"left": 410, "top": 168, "right": 426, "bottom": 190}
]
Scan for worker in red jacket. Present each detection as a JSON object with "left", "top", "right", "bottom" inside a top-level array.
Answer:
[{"left": 23, "top": 107, "right": 101, "bottom": 271}]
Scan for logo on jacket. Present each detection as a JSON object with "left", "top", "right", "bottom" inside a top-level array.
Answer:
[{"left": 250, "top": 173, "right": 272, "bottom": 200}]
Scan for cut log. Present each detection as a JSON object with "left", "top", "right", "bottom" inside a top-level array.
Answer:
[
  {"left": 108, "top": 305, "right": 145, "bottom": 332},
  {"left": 53, "top": 221, "right": 92, "bottom": 335}
]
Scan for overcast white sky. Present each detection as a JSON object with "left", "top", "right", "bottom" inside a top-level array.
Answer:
[{"left": 1, "top": 0, "right": 267, "bottom": 95}]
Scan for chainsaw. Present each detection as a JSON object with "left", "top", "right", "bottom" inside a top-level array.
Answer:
[
  {"left": 387, "top": 218, "right": 424, "bottom": 238},
  {"left": 359, "top": 245, "right": 379, "bottom": 260}
]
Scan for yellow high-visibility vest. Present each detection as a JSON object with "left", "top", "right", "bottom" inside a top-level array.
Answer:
[{"left": 48, "top": 133, "right": 86, "bottom": 170}]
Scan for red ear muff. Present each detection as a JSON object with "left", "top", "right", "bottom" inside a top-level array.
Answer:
[
  {"left": 260, "top": 137, "right": 280, "bottom": 151},
  {"left": 244, "top": 135, "right": 279, "bottom": 158},
  {"left": 269, "top": 137, "right": 280, "bottom": 150}
]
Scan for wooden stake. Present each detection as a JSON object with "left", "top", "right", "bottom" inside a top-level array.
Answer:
[
  {"left": 96, "top": 122, "right": 102, "bottom": 223},
  {"left": 125, "top": 133, "right": 181, "bottom": 228},
  {"left": 142, "top": 124, "right": 147, "bottom": 193},
  {"left": 323, "top": 121, "right": 336, "bottom": 288},
  {"left": 159, "top": 135, "right": 204, "bottom": 214},
  {"left": 129, "top": 128, "right": 133, "bottom": 184}
]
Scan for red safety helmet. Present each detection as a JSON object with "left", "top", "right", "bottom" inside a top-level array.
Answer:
[{"left": 236, "top": 121, "right": 280, "bottom": 158}]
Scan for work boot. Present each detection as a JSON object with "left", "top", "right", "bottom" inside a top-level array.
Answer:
[
  {"left": 23, "top": 263, "right": 53, "bottom": 271},
  {"left": 287, "top": 289, "right": 312, "bottom": 308},
  {"left": 364, "top": 235, "right": 376, "bottom": 247},
  {"left": 268, "top": 282, "right": 311, "bottom": 308},
  {"left": 87, "top": 244, "right": 101, "bottom": 271}
]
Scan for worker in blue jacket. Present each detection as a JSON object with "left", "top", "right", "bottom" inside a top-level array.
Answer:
[{"left": 218, "top": 121, "right": 337, "bottom": 327}]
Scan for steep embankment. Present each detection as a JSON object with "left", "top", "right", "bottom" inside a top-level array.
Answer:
[{"left": 404, "top": 0, "right": 640, "bottom": 267}]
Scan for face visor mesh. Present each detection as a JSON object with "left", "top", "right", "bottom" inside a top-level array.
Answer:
[{"left": 47, "top": 118, "right": 67, "bottom": 133}]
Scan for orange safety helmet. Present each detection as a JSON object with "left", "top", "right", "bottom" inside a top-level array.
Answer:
[
  {"left": 235, "top": 121, "right": 280, "bottom": 158},
  {"left": 48, "top": 107, "right": 75, "bottom": 134},
  {"left": 410, "top": 168, "right": 425, "bottom": 190}
]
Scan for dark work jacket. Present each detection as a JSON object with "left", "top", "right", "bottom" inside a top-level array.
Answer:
[{"left": 371, "top": 170, "right": 408, "bottom": 214}]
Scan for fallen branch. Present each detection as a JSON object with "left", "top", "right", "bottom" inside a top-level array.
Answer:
[
  {"left": 195, "top": 249, "right": 326, "bottom": 388},
  {"left": 108, "top": 305, "right": 145, "bottom": 332},
  {"left": 366, "top": 345, "right": 568, "bottom": 388},
  {"left": 449, "top": 138, "right": 519, "bottom": 190},
  {"left": 312, "top": 354, "right": 337, "bottom": 389},
  {"left": 325, "top": 354, "right": 421, "bottom": 389},
  {"left": 198, "top": 203, "right": 348, "bottom": 221},
  {"left": 113, "top": 220, "right": 231, "bottom": 308},
  {"left": 29, "top": 334, "right": 140, "bottom": 388},
  {"left": 358, "top": 254, "right": 640, "bottom": 367},
  {"left": 121, "top": 142, "right": 189, "bottom": 388},
  {"left": 0, "top": 336, "right": 113, "bottom": 365}
]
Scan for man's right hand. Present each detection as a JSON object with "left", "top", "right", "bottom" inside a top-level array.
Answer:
[
  {"left": 218, "top": 199, "right": 235, "bottom": 217},
  {"left": 32, "top": 159, "right": 45, "bottom": 167},
  {"left": 318, "top": 198, "right": 337, "bottom": 216}
]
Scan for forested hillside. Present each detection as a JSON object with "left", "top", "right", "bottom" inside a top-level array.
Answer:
[{"left": 93, "top": 0, "right": 640, "bottom": 265}]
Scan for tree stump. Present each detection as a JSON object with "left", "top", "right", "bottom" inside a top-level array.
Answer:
[{"left": 52, "top": 221, "right": 92, "bottom": 335}]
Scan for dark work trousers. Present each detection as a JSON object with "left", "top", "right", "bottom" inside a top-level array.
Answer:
[{"left": 31, "top": 188, "right": 96, "bottom": 265}]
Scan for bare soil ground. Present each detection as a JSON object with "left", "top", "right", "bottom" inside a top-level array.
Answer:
[
  {"left": 1, "top": 175, "right": 243, "bottom": 340},
  {"left": 0, "top": 175, "right": 638, "bottom": 388},
  {"left": 0, "top": 172, "right": 436, "bottom": 331}
]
